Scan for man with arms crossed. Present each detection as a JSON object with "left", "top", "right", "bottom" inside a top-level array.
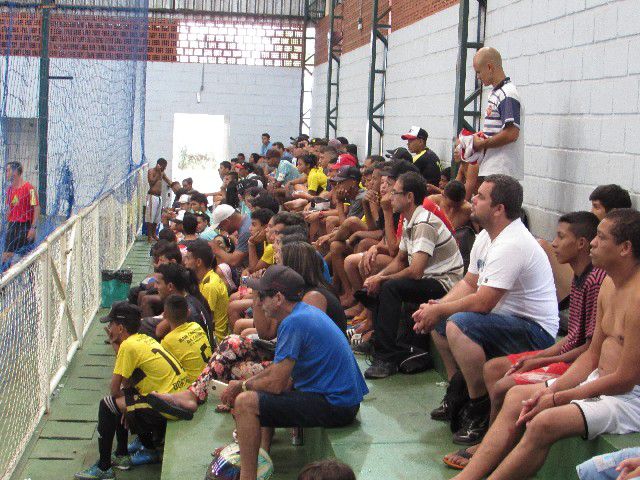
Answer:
[
  {"left": 146, "top": 158, "right": 172, "bottom": 243},
  {"left": 451, "top": 208, "right": 640, "bottom": 480}
]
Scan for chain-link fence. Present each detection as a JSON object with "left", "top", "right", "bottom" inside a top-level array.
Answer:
[{"left": 0, "top": 164, "right": 146, "bottom": 480}]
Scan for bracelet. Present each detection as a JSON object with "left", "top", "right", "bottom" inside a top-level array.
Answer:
[
  {"left": 552, "top": 392, "right": 557, "bottom": 407},
  {"left": 241, "top": 380, "right": 248, "bottom": 392}
]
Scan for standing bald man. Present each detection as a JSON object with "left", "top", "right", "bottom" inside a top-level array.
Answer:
[{"left": 472, "top": 47, "right": 524, "bottom": 185}]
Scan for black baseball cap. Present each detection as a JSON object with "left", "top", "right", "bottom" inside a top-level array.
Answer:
[
  {"left": 100, "top": 301, "right": 142, "bottom": 331},
  {"left": 332, "top": 166, "right": 362, "bottom": 183},
  {"left": 245, "top": 265, "right": 305, "bottom": 299},
  {"left": 290, "top": 134, "right": 309, "bottom": 145},
  {"left": 385, "top": 147, "right": 413, "bottom": 163}
]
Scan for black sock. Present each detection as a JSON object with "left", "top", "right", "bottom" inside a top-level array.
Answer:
[
  {"left": 97, "top": 397, "right": 121, "bottom": 471},
  {"left": 114, "top": 422, "right": 129, "bottom": 457}
]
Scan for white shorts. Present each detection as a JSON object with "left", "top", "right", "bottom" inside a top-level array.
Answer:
[
  {"left": 568, "top": 370, "right": 640, "bottom": 440},
  {"left": 145, "top": 194, "right": 162, "bottom": 224}
]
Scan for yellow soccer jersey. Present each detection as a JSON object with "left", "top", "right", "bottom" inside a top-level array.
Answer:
[
  {"left": 113, "top": 333, "right": 189, "bottom": 395},
  {"left": 199, "top": 269, "right": 230, "bottom": 344},
  {"left": 161, "top": 322, "right": 211, "bottom": 383},
  {"left": 307, "top": 167, "right": 327, "bottom": 194},
  {"left": 260, "top": 243, "right": 275, "bottom": 266}
]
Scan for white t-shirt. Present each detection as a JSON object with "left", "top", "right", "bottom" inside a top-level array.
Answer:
[
  {"left": 468, "top": 219, "right": 558, "bottom": 337},
  {"left": 479, "top": 78, "right": 524, "bottom": 180}
]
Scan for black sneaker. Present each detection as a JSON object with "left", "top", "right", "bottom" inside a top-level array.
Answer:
[
  {"left": 452, "top": 396, "right": 490, "bottom": 445},
  {"left": 364, "top": 359, "right": 398, "bottom": 379},
  {"left": 430, "top": 395, "right": 451, "bottom": 421},
  {"left": 399, "top": 350, "right": 433, "bottom": 374}
]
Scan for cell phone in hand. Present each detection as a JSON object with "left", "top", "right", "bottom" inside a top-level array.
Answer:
[{"left": 207, "top": 380, "right": 228, "bottom": 399}]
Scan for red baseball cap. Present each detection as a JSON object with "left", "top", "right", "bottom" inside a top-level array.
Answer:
[{"left": 329, "top": 153, "right": 358, "bottom": 170}]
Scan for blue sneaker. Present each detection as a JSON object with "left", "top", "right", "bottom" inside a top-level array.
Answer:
[
  {"left": 127, "top": 437, "right": 143, "bottom": 455},
  {"left": 74, "top": 463, "right": 115, "bottom": 480},
  {"left": 111, "top": 454, "right": 132, "bottom": 470},
  {"left": 130, "top": 447, "right": 161, "bottom": 466}
]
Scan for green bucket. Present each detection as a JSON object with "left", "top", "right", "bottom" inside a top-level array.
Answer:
[{"left": 101, "top": 269, "right": 133, "bottom": 308}]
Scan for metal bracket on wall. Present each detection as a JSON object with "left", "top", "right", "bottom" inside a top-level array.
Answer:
[
  {"left": 452, "top": 0, "right": 487, "bottom": 144},
  {"left": 324, "top": 0, "right": 343, "bottom": 138},
  {"left": 365, "top": 0, "right": 390, "bottom": 157}
]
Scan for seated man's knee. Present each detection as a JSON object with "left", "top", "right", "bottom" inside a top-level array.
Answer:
[
  {"left": 503, "top": 384, "right": 535, "bottom": 411},
  {"left": 234, "top": 391, "right": 259, "bottom": 414},
  {"left": 484, "top": 357, "right": 509, "bottom": 382},
  {"left": 522, "top": 410, "right": 557, "bottom": 444}
]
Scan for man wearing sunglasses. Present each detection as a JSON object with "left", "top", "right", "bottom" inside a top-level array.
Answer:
[{"left": 220, "top": 265, "right": 368, "bottom": 480}]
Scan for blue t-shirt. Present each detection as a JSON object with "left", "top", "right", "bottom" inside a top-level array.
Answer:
[
  {"left": 275, "top": 160, "right": 301, "bottom": 184},
  {"left": 274, "top": 302, "right": 369, "bottom": 407}
]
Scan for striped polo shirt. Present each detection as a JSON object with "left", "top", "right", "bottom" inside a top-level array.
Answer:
[
  {"left": 562, "top": 265, "right": 607, "bottom": 354},
  {"left": 479, "top": 77, "right": 524, "bottom": 180},
  {"left": 399, "top": 205, "right": 464, "bottom": 291}
]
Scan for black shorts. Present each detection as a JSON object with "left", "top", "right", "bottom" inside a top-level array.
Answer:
[
  {"left": 5, "top": 221, "right": 32, "bottom": 254},
  {"left": 258, "top": 390, "right": 359, "bottom": 428},
  {"left": 123, "top": 389, "right": 168, "bottom": 434}
]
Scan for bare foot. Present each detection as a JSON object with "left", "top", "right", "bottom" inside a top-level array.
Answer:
[{"left": 443, "top": 444, "right": 479, "bottom": 470}]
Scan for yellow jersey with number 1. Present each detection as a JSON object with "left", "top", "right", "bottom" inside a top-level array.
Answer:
[
  {"left": 161, "top": 322, "right": 211, "bottom": 383},
  {"left": 113, "top": 333, "right": 189, "bottom": 395}
]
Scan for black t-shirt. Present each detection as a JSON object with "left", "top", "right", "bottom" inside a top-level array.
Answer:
[
  {"left": 413, "top": 149, "right": 441, "bottom": 186},
  {"left": 306, "top": 285, "right": 347, "bottom": 335},
  {"left": 186, "top": 294, "right": 213, "bottom": 340},
  {"left": 375, "top": 207, "right": 400, "bottom": 231}
]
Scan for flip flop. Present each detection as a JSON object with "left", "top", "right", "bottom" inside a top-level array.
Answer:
[
  {"left": 146, "top": 393, "right": 194, "bottom": 420},
  {"left": 443, "top": 448, "right": 474, "bottom": 470},
  {"left": 215, "top": 403, "right": 232, "bottom": 413}
]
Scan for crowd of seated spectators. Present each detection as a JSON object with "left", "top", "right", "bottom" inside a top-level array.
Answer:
[{"left": 75, "top": 45, "right": 640, "bottom": 480}]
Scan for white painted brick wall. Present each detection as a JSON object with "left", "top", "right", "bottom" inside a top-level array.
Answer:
[
  {"left": 487, "top": 0, "right": 640, "bottom": 238},
  {"left": 145, "top": 62, "right": 301, "bottom": 177},
  {"left": 310, "top": 0, "right": 640, "bottom": 239}
]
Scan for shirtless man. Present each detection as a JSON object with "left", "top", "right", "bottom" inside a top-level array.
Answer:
[
  {"left": 452, "top": 208, "right": 640, "bottom": 480},
  {"left": 146, "top": 158, "right": 172, "bottom": 242},
  {"left": 429, "top": 180, "right": 472, "bottom": 230}
]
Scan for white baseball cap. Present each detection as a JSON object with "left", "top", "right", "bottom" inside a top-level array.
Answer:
[{"left": 211, "top": 204, "right": 236, "bottom": 229}]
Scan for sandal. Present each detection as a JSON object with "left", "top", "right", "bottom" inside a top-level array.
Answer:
[
  {"left": 443, "top": 448, "right": 474, "bottom": 470},
  {"left": 215, "top": 403, "right": 232, "bottom": 413}
]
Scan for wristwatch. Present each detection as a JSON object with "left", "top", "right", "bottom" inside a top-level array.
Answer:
[{"left": 241, "top": 380, "right": 249, "bottom": 392}]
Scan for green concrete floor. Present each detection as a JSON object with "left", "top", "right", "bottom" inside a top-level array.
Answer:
[
  {"left": 11, "top": 238, "right": 623, "bottom": 480},
  {"left": 11, "top": 239, "right": 158, "bottom": 480}
]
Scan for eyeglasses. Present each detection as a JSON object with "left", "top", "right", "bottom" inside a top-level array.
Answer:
[{"left": 391, "top": 190, "right": 406, "bottom": 196}]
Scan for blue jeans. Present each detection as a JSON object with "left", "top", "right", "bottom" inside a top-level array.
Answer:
[
  {"left": 434, "top": 311, "right": 555, "bottom": 359},
  {"left": 576, "top": 448, "right": 640, "bottom": 480}
]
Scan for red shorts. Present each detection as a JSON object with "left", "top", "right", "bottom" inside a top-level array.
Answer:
[{"left": 507, "top": 351, "right": 570, "bottom": 385}]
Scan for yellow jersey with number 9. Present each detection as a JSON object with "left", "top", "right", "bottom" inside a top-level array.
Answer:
[
  {"left": 114, "top": 333, "right": 189, "bottom": 395},
  {"left": 161, "top": 322, "right": 211, "bottom": 383}
]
